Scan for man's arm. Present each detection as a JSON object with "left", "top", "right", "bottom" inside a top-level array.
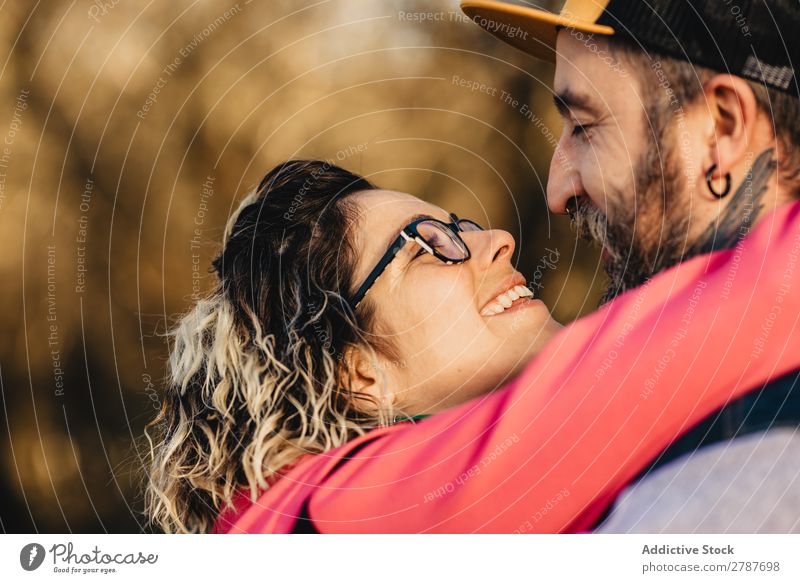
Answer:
[{"left": 236, "top": 201, "right": 800, "bottom": 533}]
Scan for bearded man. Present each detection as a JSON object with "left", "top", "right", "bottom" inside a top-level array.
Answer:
[{"left": 463, "top": 0, "right": 800, "bottom": 532}]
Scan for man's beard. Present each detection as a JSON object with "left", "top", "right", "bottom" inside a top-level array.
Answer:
[{"left": 570, "top": 138, "right": 690, "bottom": 304}]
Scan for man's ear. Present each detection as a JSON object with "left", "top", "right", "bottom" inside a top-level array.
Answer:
[
  {"left": 702, "top": 74, "right": 759, "bottom": 188},
  {"left": 339, "top": 345, "right": 395, "bottom": 412}
]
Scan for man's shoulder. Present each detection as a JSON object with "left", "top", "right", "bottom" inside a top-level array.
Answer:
[{"left": 596, "top": 428, "right": 800, "bottom": 533}]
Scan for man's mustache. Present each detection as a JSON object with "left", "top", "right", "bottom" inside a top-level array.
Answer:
[{"left": 568, "top": 197, "right": 625, "bottom": 264}]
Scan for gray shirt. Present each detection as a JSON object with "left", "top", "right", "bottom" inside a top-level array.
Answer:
[{"left": 595, "top": 428, "right": 800, "bottom": 533}]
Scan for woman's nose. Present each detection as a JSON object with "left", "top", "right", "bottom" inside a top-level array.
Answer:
[{"left": 463, "top": 228, "right": 516, "bottom": 268}]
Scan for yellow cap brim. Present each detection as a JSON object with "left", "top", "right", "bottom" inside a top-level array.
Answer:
[{"left": 461, "top": 0, "right": 615, "bottom": 62}]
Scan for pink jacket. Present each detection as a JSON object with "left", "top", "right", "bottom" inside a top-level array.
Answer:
[{"left": 214, "top": 200, "right": 800, "bottom": 533}]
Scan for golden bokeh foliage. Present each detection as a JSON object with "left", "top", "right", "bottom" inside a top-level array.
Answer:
[{"left": 0, "top": 0, "right": 603, "bottom": 532}]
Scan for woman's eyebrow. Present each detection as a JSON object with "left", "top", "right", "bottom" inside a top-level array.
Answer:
[
  {"left": 404, "top": 212, "right": 434, "bottom": 227},
  {"left": 380, "top": 212, "right": 433, "bottom": 255}
]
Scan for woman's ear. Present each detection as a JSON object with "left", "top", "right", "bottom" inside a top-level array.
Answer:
[
  {"left": 702, "top": 74, "right": 759, "bottom": 183},
  {"left": 339, "top": 345, "right": 396, "bottom": 412}
]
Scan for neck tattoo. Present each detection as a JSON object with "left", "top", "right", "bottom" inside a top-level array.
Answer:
[{"left": 689, "top": 148, "right": 776, "bottom": 255}]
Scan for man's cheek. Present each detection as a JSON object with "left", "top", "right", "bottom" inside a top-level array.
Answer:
[
  {"left": 583, "top": 169, "right": 615, "bottom": 218},
  {"left": 600, "top": 166, "right": 639, "bottom": 222}
]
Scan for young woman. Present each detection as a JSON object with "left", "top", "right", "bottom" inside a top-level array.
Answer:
[{"left": 144, "top": 160, "right": 800, "bottom": 533}]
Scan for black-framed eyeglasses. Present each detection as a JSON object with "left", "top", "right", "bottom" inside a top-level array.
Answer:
[{"left": 349, "top": 213, "right": 484, "bottom": 310}]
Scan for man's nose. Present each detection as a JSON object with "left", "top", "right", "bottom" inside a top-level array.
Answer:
[{"left": 546, "top": 143, "right": 583, "bottom": 215}]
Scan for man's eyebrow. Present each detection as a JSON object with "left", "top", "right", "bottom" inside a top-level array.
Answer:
[{"left": 552, "top": 89, "right": 601, "bottom": 118}]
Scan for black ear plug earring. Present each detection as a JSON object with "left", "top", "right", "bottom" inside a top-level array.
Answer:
[{"left": 706, "top": 164, "right": 732, "bottom": 199}]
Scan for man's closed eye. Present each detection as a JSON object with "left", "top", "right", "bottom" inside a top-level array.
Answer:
[{"left": 571, "top": 122, "right": 594, "bottom": 138}]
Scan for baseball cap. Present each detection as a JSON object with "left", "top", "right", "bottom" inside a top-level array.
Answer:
[{"left": 461, "top": 0, "right": 800, "bottom": 97}]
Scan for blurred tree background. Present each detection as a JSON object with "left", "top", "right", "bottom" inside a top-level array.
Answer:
[{"left": 0, "top": 0, "right": 604, "bottom": 533}]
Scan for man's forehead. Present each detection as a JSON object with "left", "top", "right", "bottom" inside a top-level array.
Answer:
[
  {"left": 553, "top": 29, "right": 633, "bottom": 114},
  {"left": 554, "top": 26, "right": 615, "bottom": 65}
]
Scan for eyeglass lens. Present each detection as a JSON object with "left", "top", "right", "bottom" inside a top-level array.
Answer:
[{"left": 414, "top": 218, "right": 484, "bottom": 261}]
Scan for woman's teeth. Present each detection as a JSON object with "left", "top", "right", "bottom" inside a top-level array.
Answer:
[{"left": 480, "top": 285, "right": 534, "bottom": 316}]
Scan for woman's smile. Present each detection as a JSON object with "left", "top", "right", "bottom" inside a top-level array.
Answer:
[
  {"left": 482, "top": 294, "right": 544, "bottom": 317},
  {"left": 479, "top": 273, "right": 536, "bottom": 317}
]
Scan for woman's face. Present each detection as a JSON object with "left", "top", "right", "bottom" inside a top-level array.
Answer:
[{"left": 349, "top": 189, "right": 563, "bottom": 414}]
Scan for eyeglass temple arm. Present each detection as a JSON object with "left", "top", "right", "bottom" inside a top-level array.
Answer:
[
  {"left": 350, "top": 215, "right": 466, "bottom": 309},
  {"left": 349, "top": 232, "right": 410, "bottom": 309}
]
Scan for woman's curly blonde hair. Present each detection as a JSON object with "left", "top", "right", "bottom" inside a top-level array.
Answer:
[{"left": 143, "top": 160, "right": 402, "bottom": 533}]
